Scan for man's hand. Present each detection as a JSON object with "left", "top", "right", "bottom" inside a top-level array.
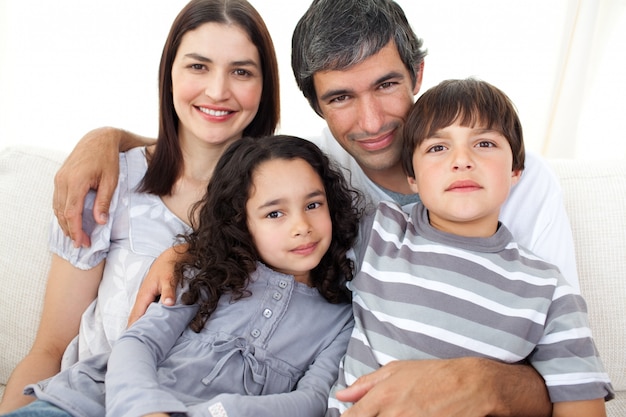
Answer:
[
  {"left": 337, "top": 358, "right": 551, "bottom": 417},
  {"left": 127, "top": 245, "right": 188, "bottom": 326},
  {"left": 53, "top": 127, "right": 122, "bottom": 248}
]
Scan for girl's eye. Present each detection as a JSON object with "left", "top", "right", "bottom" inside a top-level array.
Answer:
[
  {"left": 306, "top": 202, "right": 322, "bottom": 210},
  {"left": 267, "top": 211, "right": 283, "bottom": 219}
]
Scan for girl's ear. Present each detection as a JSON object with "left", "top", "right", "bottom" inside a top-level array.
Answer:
[{"left": 407, "top": 176, "right": 419, "bottom": 193}]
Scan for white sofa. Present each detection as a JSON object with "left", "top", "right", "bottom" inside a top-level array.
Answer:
[{"left": 0, "top": 145, "right": 624, "bottom": 415}]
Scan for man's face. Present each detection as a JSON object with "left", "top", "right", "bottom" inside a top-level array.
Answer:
[{"left": 313, "top": 41, "right": 422, "bottom": 178}]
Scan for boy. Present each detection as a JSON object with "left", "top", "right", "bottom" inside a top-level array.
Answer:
[{"left": 327, "top": 78, "right": 613, "bottom": 417}]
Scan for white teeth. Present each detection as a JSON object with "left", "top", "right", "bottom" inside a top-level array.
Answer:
[{"left": 198, "top": 107, "right": 230, "bottom": 117}]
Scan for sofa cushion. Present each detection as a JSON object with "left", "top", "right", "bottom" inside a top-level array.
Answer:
[
  {"left": 0, "top": 146, "right": 66, "bottom": 397},
  {"left": 549, "top": 159, "right": 626, "bottom": 415}
]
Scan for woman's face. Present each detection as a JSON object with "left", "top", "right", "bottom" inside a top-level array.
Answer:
[{"left": 171, "top": 22, "right": 263, "bottom": 149}]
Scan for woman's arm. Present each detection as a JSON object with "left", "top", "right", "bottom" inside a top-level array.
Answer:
[
  {"left": 337, "top": 358, "right": 552, "bottom": 417},
  {"left": 0, "top": 256, "right": 103, "bottom": 413},
  {"left": 53, "top": 127, "right": 155, "bottom": 248}
]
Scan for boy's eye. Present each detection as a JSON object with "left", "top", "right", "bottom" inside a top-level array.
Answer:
[
  {"left": 427, "top": 144, "right": 446, "bottom": 153},
  {"left": 477, "top": 141, "right": 496, "bottom": 148}
]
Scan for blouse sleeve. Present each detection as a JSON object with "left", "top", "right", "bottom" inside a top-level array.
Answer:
[{"left": 48, "top": 153, "right": 126, "bottom": 270}]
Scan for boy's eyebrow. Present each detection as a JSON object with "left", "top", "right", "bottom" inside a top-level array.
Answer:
[
  {"left": 319, "top": 71, "right": 405, "bottom": 102},
  {"left": 428, "top": 127, "right": 499, "bottom": 138}
]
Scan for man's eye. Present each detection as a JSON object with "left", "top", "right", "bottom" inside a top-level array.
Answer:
[{"left": 330, "top": 95, "right": 349, "bottom": 103}]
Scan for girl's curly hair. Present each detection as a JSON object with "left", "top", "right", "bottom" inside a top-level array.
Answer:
[{"left": 177, "top": 135, "right": 362, "bottom": 332}]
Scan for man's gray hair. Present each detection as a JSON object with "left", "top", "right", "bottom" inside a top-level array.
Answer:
[{"left": 292, "top": 0, "right": 427, "bottom": 115}]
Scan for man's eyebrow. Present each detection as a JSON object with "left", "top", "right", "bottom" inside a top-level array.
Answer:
[{"left": 318, "top": 71, "right": 405, "bottom": 102}]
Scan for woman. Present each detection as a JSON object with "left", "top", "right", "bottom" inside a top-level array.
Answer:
[{"left": 0, "top": 0, "right": 279, "bottom": 412}]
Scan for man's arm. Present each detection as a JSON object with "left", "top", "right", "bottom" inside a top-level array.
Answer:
[
  {"left": 53, "top": 127, "right": 155, "bottom": 247},
  {"left": 127, "top": 245, "right": 189, "bottom": 327},
  {"left": 337, "top": 358, "right": 551, "bottom": 417}
]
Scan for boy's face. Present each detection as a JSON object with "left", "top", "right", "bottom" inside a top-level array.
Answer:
[{"left": 408, "top": 120, "right": 522, "bottom": 238}]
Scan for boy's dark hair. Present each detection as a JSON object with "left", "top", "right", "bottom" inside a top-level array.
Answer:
[
  {"left": 402, "top": 78, "right": 525, "bottom": 178},
  {"left": 177, "top": 135, "right": 362, "bottom": 332}
]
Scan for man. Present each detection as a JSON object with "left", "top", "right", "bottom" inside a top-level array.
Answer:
[{"left": 52, "top": 1, "right": 577, "bottom": 415}]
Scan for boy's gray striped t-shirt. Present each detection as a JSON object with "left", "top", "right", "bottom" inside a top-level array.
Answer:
[{"left": 327, "top": 201, "right": 612, "bottom": 416}]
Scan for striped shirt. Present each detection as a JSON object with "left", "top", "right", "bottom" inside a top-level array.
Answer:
[{"left": 327, "top": 201, "right": 613, "bottom": 415}]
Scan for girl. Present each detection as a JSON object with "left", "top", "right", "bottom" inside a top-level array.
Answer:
[
  {"left": 0, "top": 0, "right": 279, "bottom": 412},
  {"left": 9, "top": 135, "right": 361, "bottom": 417}
]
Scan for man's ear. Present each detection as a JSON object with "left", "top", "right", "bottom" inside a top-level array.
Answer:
[
  {"left": 407, "top": 176, "right": 419, "bottom": 193},
  {"left": 413, "top": 61, "right": 425, "bottom": 95},
  {"left": 511, "top": 169, "right": 522, "bottom": 186}
]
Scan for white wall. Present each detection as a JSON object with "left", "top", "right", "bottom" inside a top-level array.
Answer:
[{"left": 0, "top": 0, "right": 620, "bottom": 158}]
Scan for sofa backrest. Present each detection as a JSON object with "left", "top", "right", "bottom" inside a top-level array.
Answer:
[
  {"left": 548, "top": 159, "right": 626, "bottom": 393},
  {"left": 0, "top": 147, "right": 65, "bottom": 393}
]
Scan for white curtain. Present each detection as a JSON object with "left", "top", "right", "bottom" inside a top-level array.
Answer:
[{"left": 543, "top": 0, "right": 626, "bottom": 159}]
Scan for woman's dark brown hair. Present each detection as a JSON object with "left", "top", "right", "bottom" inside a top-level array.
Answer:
[{"left": 142, "top": 0, "right": 280, "bottom": 196}]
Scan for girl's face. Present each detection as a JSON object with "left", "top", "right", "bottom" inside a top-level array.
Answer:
[
  {"left": 171, "top": 22, "right": 263, "bottom": 150},
  {"left": 246, "top": 158, "right": 333, "bottom": 285}
]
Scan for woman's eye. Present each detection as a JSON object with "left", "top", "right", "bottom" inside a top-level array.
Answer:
[
  {"left": 190, "top": 63, "right": 205, "bottom": 70},
  {"left": 234, "top": 69, "right": 251, "bottom": 77}
]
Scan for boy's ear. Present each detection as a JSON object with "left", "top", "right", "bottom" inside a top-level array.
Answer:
[
  {"left": 407, "top": 176, "right": 419, "bottom": 193},
  {"left": 511, "top": 169, "right": 522, "bottom": 186}
]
